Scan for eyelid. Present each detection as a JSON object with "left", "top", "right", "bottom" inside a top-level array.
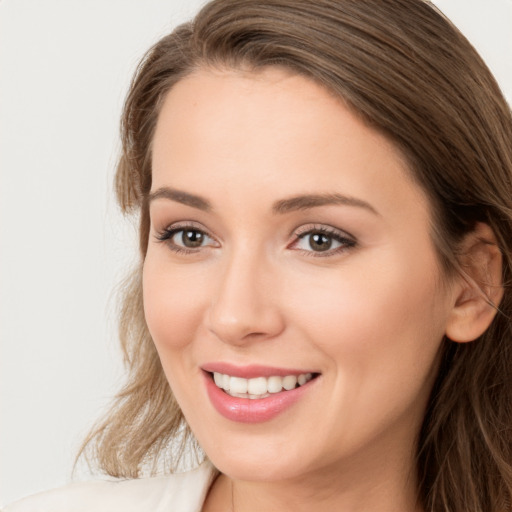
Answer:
[
  {"left": 154, "top": 221, "right": 219, "bottom": 250},
  {"left": 293, "top": 223, "right": 355, "bottom": 239},
  {"left": 153, "top": 221, "right": 356, "bottom": 257},
  {"left": 289, "top": 223, "right": 357, "bottom": 257},
  {"left": 156, "top": 220, "right": 208, "bottom": 235}
]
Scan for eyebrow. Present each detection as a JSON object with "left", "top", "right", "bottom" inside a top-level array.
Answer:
[
  {"left": 148, "top": 187, "right": 378, "bottom": 216},
  {"left": 148, "top": 187, "right": 212, "bottom": 211},
  {"left": 272, "top": 193, "right": 379, "bottom": 216}
]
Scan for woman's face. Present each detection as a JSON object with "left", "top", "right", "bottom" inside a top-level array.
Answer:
[{"left": 144, "top": 67, "right": 458, "bottom": 483}]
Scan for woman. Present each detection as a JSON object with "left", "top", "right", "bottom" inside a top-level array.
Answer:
[{"left": 5, "top": 0, "right": 512, "bottom": 510}]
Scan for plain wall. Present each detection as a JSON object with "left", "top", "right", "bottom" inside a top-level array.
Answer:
[{"left": 1, "top": 0, "right": 511, "bottom": 505}]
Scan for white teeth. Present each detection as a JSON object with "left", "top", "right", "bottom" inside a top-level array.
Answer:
[
  {"left": 247, "top": 377, "right": 267, "bottom": 395},
  {"left": 214, "top": 372, "right": 223, "bottom": 387},
  {"left": 230, "top": 376, "right": 248, "bottom": 394},
  {"left": 222, "top": 373, "right": 231, "bottom": 391},
  {"left": 267, "top": 376, "right": 283, "bottom": 393},
  {"left": 249, "top": 392, "right": 269, "bottom": 399},
  {"left": 282, "top": 375, "right": 297, "bottom": 390},
  {"left": 212, "top": 371, "right": 315, "bottom": 398}
]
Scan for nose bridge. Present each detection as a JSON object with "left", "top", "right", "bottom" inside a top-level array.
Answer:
[{"left": 206, "top": 241, "right": 283, "bottom": 344}]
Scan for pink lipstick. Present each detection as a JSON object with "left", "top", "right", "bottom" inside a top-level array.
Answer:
[{"left": 202, "top": 364, "right": 319, "bottom": 423}]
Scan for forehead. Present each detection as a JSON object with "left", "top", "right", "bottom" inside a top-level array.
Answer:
[{"left": 151, "top": 66, "right": 429, "bottom": 223}]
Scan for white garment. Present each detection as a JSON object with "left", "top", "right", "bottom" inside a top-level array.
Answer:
[{"left": 2, "top": 461, "right": 218, "bottom": 512}]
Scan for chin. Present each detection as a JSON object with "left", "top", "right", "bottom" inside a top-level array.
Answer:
[{"left": 196, "top": 428, "right": 314, "bottom": 482}]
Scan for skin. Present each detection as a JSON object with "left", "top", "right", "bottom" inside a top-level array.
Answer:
[{"left": 143, "top": 67, "right": 471, "bottom": 511}]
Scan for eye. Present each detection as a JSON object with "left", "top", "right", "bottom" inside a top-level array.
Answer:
[
  {"left": 155, "top": 224, "right": 218, "bottom": 253},
  {"left": 291, "top": 226, "right": 356, "bottom": 256},
  {"left": 175, "top": 229, "right": 207, "bottom": 248}
]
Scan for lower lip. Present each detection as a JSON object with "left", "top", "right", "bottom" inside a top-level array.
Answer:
[{"left": 203, "top": 371, "right": 318, "bottom": 423}]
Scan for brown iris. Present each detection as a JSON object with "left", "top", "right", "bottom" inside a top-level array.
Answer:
[
  {"left": 308, "top": 232, "right": 332, "bottom": 252},
  {"left": 181, "top": 229, "right": 205, "bottom": 248}
]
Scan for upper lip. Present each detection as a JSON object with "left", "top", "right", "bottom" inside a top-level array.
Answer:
[{"left": 201, "top": 362, "right": 318, "bottom": 379}]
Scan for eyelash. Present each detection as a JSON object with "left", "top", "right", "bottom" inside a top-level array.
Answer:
[
  {"left": 155, "top": 222, "right": 217, "bottom": 255},
  {"left": 155, "top": 223, "right": 357, "bottom": 257},
  {"left": 292, "top": 224, "right": 357, "bottom": 257}
]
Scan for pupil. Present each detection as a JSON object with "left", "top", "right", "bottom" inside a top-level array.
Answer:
[
  {"left": 310, "top": 233, "right": 332, "bottom": 251},
  {"left": 182, "top": 230, "right": 204, "bottom": 248}
]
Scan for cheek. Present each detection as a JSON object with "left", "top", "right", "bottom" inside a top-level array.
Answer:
[
  {"left": 290, "top": 257, "right": 441, "bottom": 337},
  {"left": 277, "top": 253, "right": 448, "bottom": 454},
  {"left": 284, "top": 248, "right": 448, "bottom": 396},
  {"left": 142, "top": 255, "right": 209, "bottom": 352}
]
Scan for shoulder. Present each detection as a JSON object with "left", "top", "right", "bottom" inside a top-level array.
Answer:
[{"left": 2, "top": 461, "right": 218, "bottom": 512}]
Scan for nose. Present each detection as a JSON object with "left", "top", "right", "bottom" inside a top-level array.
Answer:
[{"left": 205, "top": 248, "right": 285, "bottom": 346}]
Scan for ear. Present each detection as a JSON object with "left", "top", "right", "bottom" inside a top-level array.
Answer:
[{"left": 445, "top": 222, "right": 504, "bottom": 343}]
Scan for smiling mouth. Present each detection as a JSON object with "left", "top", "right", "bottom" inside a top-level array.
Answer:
[{"left": 210, "top": 371, "right": 319, "bottom": 399}]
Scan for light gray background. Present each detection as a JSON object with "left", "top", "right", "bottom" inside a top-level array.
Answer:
[{"left": 1, "top": 0, "right": 511, "bottom": 505}]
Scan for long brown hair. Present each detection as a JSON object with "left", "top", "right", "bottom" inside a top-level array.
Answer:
[{"left": 79, "top": 1, "right": 512, "bottom": 509}]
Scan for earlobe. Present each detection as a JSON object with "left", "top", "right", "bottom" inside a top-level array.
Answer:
[{"left": 445, "top": 223, "right": 504, "bottom": 343}]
